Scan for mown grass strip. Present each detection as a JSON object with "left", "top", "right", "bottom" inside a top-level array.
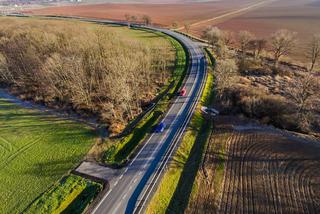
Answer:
[
  {"left": 24, "top": 175, "right": 102, "bottom": 214},
  {"left": 103, "top": 35, "right": 188, "bottom": 165},
  {"left": 146, "top": 49, "right": 215, "bottom": 214}
]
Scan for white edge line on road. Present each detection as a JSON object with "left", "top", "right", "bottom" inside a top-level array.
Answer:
[
  {"left": 92, "top": 28, "right": 203, "bottom": 214},
  {"left": 134, "top": 51, "right": 204, "bottom": 213}
]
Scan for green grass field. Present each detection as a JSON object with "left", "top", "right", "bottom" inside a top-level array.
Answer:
[{"left": 0, "top": 98, "right": 96, "bottom": 214}]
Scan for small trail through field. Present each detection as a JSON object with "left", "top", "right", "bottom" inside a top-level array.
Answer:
[
  {"left": 187, "top": 125, "right": 320, "bottom": 214},
  {"left": 0, "top": 136, "right": 43, "bottom": 168},
  {"left": 177, "top": 0, "right": 277, "bottom": 30},
  {"left": 0, "top": 136, "right": 13, "bottom": 152}
]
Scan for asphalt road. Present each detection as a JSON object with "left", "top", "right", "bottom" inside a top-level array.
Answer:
[
  {"left": 5, "top": 13, "right": 207, "bottom": 213},
  {"left": 89, "top": 26, "right": 207, "bottom": 214},
  {"left": 7, "top": 14, "right": 207, "bottom": 213},
  {"left": 9, "top": 14, "right": 207, "bottom": 213}
]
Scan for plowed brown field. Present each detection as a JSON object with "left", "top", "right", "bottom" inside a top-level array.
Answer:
[
  {"left": 187, "top": 116, "right": 320, "bottom": 214},
  {"left": 27, "top": 0, "right": 320, "bottom": 63},
  {"left": 212, "top": 0, "right": 320, "bottom": 62},
  {"left": 26, "top": 0, "right": 262, "bottom": 26}
]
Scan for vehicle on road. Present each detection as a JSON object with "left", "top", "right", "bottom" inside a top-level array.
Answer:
[
  {"left": 201, "top": 106, "right": 219, "bottom": 117},
  {"left": 155, "top": 122, "right": 166, "bottom": 133},
  {"left": 88, "top": 20, "right": 207, "bottom": 214},
  {"left": 179, "top": 87, "right": 187, "bottom": 96}
]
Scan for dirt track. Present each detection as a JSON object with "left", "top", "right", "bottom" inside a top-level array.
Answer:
[{"left": 187, "top": 117, "right": 320, "bottom": 214}]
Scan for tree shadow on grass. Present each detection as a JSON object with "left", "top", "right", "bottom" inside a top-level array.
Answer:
[
  {"left": 23, "top": 155, "right": 84, "bottom": 178},
  {"left": 62, "top": 182, "right": 101, "bottom": 214},
  {"left": 113, "top": 111, "right": 162, "bottom": 163},
  {"left": 166, "top": 120, "right": 212, "bottom": 214}
]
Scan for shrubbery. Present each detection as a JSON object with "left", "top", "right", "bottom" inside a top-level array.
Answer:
[
  {"left": 217, "top": 72, "right": 319, "bottom": 134},
  {"left": 206, "top": 26, "right": 320, "bottom": 136},
  {"left": 220, "top": 86, "right": 301, "bottom": 130}
]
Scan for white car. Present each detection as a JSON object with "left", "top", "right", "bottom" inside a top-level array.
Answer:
[{"left": 201, "top": 106, "right": 219, "bottom": 117}]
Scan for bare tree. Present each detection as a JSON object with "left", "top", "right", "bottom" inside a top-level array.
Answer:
[
  {"left": 142, "top": 15, "right": 152, "bottom": 26},
  {"left": 184, "top": 22, "right": 191, "bottom": 34},
  {"left": 131, "top": 15, "right": 137, "bottom": 24},
  {"left": 287, "top": 74, "right": 319, "bottom": 116},
  {"left": 238, "top": 31, "right": 255, "bottom": 60},
  {"left": 171, "top": 22, "right": 178, "bottom": 29},
  {"left": 287, "top": 74, "right": 320, "bottom": 130},
  {"left": 223, "top": 30, "right": 234, "bottom": 46},
  {"left": 215, "top": 59, "right": 239, "bottom": 96},
  {"left": 124, "top": 13, "right": 131, "bottom": 28},
  {"left": 203, "top": 27, "right": 223, "bottom": 49},
  {"left": 248, "top": 38, "right": 267, "bottom": 59},
  {"left": 203, "top": 26, "right": 226, "bottom": 57},
  {"left": 308, "top": 34, "right": 320, "bottom": 72},
  {"left": 270, "top": 29, "right": 297, "bottom": 68},
  {"left": 0, "top": 53, "right": 11, "bottom": 82}
]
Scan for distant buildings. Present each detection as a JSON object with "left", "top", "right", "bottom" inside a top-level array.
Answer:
[
  {"left": 0, "top": 0, "right": 83, "bottom": 14},
  {"left": 0, "top": 0, "right": 83, "bottom": 7}
]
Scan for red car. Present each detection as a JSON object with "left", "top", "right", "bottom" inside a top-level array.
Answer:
[{"left": 180, "top": 87, "right": 187, "bottom": 96}]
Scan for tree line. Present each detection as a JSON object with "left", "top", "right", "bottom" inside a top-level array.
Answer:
[
  {"left": 124, "top": 14, "right": 152, "bottom": 27},
  {"left": 203, "top": 26, "right": 320, "bottom": 72},
  {"left": 0, "top": 18, "right": 174, "bottom": 134}
]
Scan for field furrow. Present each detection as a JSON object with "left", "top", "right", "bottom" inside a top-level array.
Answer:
[
  {"left": 221, "top": 133, "right": 237, "bottom": 214},
  {"left": 187, "top": 118, "right": 320, "bottom": 214}
]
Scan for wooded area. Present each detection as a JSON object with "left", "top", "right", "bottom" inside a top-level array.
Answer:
[{"left": 0, "top": 18, "right": 175, "bottom": 134}]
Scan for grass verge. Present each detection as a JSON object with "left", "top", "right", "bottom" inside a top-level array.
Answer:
[
  {"left": 186, "top": 130, "right": 228, "bottom": 213},
  {"left": 103, "top": 34, "right": 188, "bottom": 165},
  {"left": 146, "top": 49, "right": 215, "bottom": 213},
  {"left": 24, "top": 175, "right": 102, "bottom": 214},
  {"left": 210, "top": 133, "right": 227, "bottom": 201}
]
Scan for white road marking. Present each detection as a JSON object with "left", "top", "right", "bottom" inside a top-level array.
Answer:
[
  {"left": 111, "top": 200, "right": 124, "bottom": 214},
  {"left": 92, "top": 28, "right": 205, "bottom": 214},
  {"left": 122, "top": 193, "right": 128, "bottom": 200},
  {"left": 134, "top": 48, "right": 204, "bottom": 213}
]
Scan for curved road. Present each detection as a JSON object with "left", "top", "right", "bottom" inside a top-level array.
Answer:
[
  {"left": 17, "top": 15, "right": 207, "bottom": 214},
  {"left": 90, "top": 25, "right": 207, "bottom": 214}
]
